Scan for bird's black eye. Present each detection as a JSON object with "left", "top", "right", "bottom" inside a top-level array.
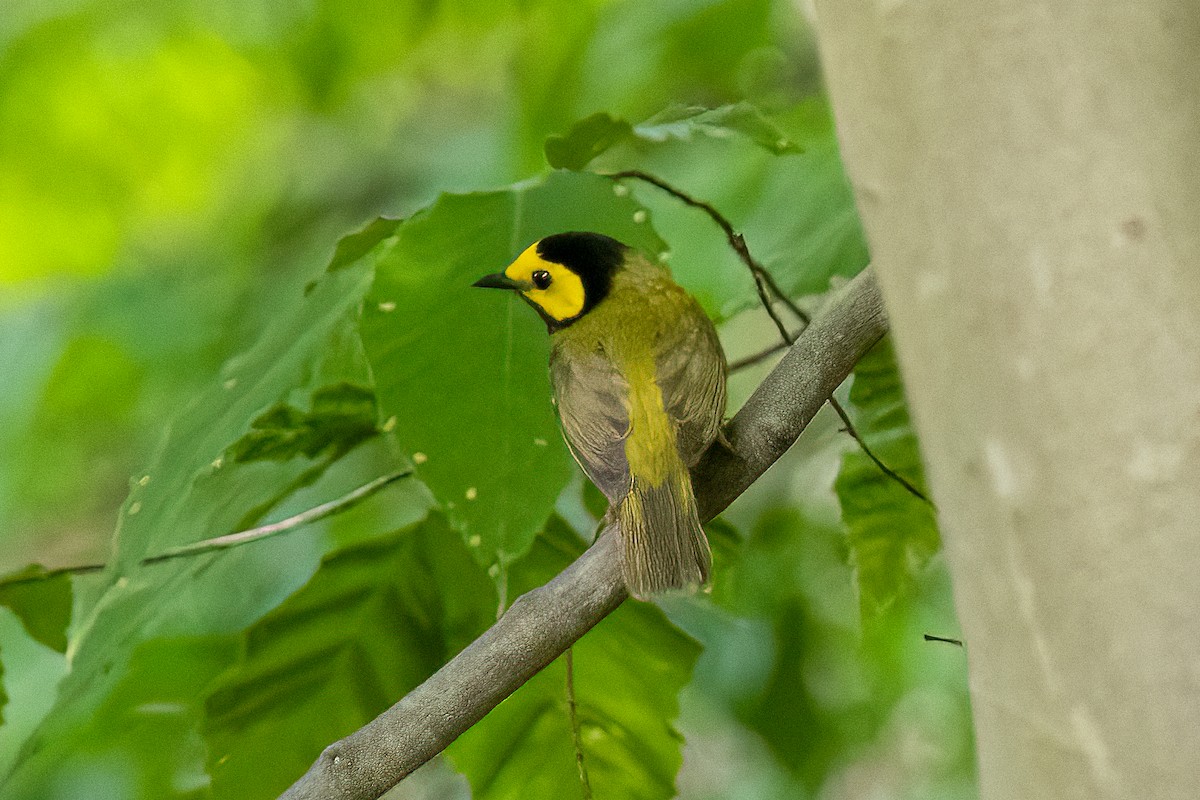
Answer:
[{"left": 531, "top": 269, "right": 552, "bottom": 290}]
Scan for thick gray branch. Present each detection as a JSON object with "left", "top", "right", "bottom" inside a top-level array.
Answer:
[{"left": 279, "top": 267, "right": 887, "bottom": 800}]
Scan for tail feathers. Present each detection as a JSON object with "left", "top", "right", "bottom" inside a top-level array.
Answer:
[{"left": 616, "top": 473, "right": 711, "bottom": 600}]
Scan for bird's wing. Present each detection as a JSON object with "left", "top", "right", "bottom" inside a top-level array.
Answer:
[
  {"left": 654, "top": 299, "right": 727, "bottom": 466},
  {"left": 549, "top": 342, "right": 631, "bottom": 501}
]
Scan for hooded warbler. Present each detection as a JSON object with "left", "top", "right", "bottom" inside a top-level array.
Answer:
[{"left": 474, "top": 232, "right": 727, "bottom": 598}]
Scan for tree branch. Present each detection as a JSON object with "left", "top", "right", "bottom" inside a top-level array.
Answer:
[{"left": 279, "top": 267, "right": 888, "bottom": 800}]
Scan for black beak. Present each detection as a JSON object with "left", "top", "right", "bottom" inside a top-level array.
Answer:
[{"left": 472, "top": 272, "right": 521, "bottom": 290}]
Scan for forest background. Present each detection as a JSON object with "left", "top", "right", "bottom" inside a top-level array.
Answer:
[{"left": 0, "top": 2, "right": 970, "bottom": 798}]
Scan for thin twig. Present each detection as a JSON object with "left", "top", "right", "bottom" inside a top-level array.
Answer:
[
  {"left": 830, "top": 402, "right": 931, "bottom": 503},
  {"left": 0, "top": 562, "right": 107, "bottom": 589},
  {"left": 924, "top": 633, "right": 965, "bottom": 647},
  {"left": 608, "top": 169, "right": 931, "bottom": 507},
  {"left": 565, "top": 648, "right": 593, "bottom": 800},
  {"left": 496, "top": 568, "right": 509, "bottom": 621},
  {"left": 729, "top": 341, "right": 792, "bottom": 372},
  {"left": 0, "top": 469, "right": 413, "bottom": 590},
  {"left": 607, "top": 170, "right": 811, "bottom": 326},
  {"left": 148, "top": 469, "right": 413, "bottom": 562}
]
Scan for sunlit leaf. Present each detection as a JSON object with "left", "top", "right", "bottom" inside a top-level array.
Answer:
[
  {"left": 835, "top": 337, "right": 940, "bottom": 617},
  {"left": 448, "top": 517, "right": 699, "bottom": 800}
]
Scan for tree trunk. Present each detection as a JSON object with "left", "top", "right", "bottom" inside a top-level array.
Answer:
[{"left": 810, "top": 3, "right": 1200, "bottom": 798}]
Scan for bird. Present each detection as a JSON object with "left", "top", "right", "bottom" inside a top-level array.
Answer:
[{"left": 473, "top": 231, "right": 727, "bottom": 599}]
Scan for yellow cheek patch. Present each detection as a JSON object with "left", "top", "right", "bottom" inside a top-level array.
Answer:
[{"left": 503, "top": 242, "right": 586, "bottom": 322}]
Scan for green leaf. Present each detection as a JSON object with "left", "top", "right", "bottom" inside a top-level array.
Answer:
[
  {"left": 0, "top": 652, "right": 6, "bottom": 727},
  {"left": 581, "top": 479, "right": 609, "bottom": 520},
  {"left": 708, "top": 507, "right": 969, "bottom": 789},
  {"left": 835, "top": 337, "right": 940, "bottom": 617},
  {"left": 739, "top": 596, "right": 869, "bottom": 789},
  {"left": 636, "top": 104, "right": 801, "bottom": 154},
  {"left": 545, "top": 102, "right": 800, "bottom": 170},
  {"left": 43, "top": 636, "right": 237, "bottom": 798},
  {"left": 360, "top": 170, "right": 666, "bottom": 569},
  {"left": 106, "top": 259, "right": 381, "bottom": 572},
  {"left": 546, "top": 99, "right": 867, "bottom": 321},
  {"left": 703, "top": 516, "right": 742, "bottom": 597},
  {"left": 544, "top": 113, "right": 636, "bottom": 171},
  {"left": 0, "top": 566, "right": 72, "bottom": 654},
  {"left": 221, "top": 382, "right": 383, "bottom": 531},
  {"left": 204, "top": 513, "right": 494, "bottom": 799},
  {"left": 447, "top": 517, "right": 699, "bottom": 800},
  {"left": 0, "top": 609, "right": 70, "bottom": 780},
  {"left": 326, "top": 217, "right": 402, "bottom": 274},
  {"left": 228, "top": 383, "right": 378, "bottom": 464},
  {"left": 1, "top": 257, "right": 400, "bottom": 795}
]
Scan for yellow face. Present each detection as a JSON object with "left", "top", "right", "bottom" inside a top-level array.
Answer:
[{"left": 503, "top": 242, "right": 586, "bottom": 322}]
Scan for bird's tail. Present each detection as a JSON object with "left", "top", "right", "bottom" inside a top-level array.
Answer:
[{"left": 616, "top": 466, "right": 711, "bottom": 600}]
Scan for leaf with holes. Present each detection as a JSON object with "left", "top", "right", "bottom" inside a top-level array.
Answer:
[
  {"left": 360, "top": 170, "right": 666, "bottom": 571},
  {"left": 0, "top": 256, "right": 408, "bottom": 797},
  {"left": 835, "top": 337, "right": 940, "bottom": 617}
]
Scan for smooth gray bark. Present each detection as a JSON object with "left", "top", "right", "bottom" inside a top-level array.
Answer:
[
  {"left": 812, "top": 3, "right": 1200, "bottom": 798},
  {"left": 280, "top": 267, "right": 888, "bottom": 800}
]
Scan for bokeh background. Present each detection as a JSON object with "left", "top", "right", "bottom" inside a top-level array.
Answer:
[{"left": 0, "top": 1, "right": 974, "bottom": 798}]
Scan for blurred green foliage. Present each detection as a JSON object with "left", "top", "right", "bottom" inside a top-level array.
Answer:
[
  {"left": 206, "top": 513, "right": 495, "bottom": 799},
  {"left": 836, "top": 338, "right": 941, "bottom": 617},
  {"left": 0, "top": 2, "right": 973, "bottom": 799}
]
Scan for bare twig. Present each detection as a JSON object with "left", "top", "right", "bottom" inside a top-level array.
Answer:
[
  {"left": 607, "top": 170, "right": 811, "bottom": 327},
  {"left": 565, "top": 648, "right": 593, "bottom": 800},
  {"left": 609, "top": 169, "right": 931, "bottom": 507},
  {"left": 0, "top": 469, "right": 413, "bottom": 590},
  {"left": 279, "top": 267, "right": 889, "bottom": 800},
  {"left": 924, "top": 633, "right": 965, "bottom": 647},
  {"left": 0, "top": 561, "right": 106, "bottom": 589},
  {"left": 729, "top": 340, "right": 792, "bottom": 372},
  {"left": 148, "top": 469, "right": 413, "bottom": 561},
  {"left": 829, "top": 401, "right": 930, "bottom": 502}
]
